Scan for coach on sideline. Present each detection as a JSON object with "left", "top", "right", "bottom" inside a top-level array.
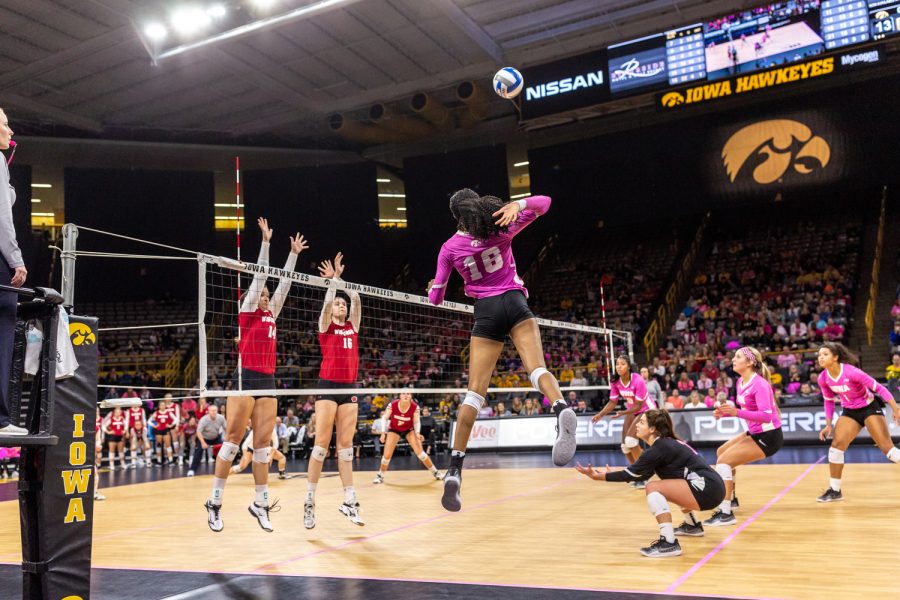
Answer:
[
  {"left": 0, "top": 107, "right": 28, "bottom": 437},
  {"left": 187, "top": 404, "right": 227, "bottom": 476}
]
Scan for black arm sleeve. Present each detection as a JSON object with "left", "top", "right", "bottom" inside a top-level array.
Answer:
[{"left": 605, "top": 445, "right": 660, "bottom": 482}]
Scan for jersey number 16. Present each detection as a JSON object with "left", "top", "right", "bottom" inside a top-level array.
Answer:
[{"left": 463, "top": 246, "right": 503, "bottom": 281}]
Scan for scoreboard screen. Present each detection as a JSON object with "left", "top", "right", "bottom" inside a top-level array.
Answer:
[{"left": 869, "top": 0, "right": 900, "bottom": 38}]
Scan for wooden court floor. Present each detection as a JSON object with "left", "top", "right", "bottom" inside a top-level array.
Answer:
[{"left": 1, "top": 462, "right": 898, "bottom": 599}]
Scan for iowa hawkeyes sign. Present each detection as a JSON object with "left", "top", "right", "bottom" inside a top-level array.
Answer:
[{"left": 721, "top": 120, "right": 830, "bottom": 185}]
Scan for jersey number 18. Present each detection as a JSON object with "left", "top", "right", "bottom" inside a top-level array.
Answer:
[{"left": 463, "top": 246, "right": 503, "bottom": 281}]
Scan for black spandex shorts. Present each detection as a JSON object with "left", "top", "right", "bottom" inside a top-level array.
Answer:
[
  {"left": 317, "top": 379, "right": 359, "bottom": 406},
  {"left": 232, "top": 368, "right": 276, "bottom": 399},
  {"left": 106, "top": 434, "right": 123, "bottom": 443},
  {"left": 687, "top": 468, "right": 727, "bottom": 511},
  {"left": 387, "top": 428, "right": 414, "bottom": 437},
  {"left": 748, "top": 428, "right": 784, "bottom": 458},
  {"left": 841, "top": 402, "right": 885, "bottom": 428},
  {"left": 154, "top": 427, "right": 170, "bottom": 436},
  {"left": 472, "top": 290, "right": 535, "bottom": 342}
]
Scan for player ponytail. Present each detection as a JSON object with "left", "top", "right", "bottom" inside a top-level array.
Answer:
[
  {"left": 819, "top": 342, "right": 859, "bottom": 366},
  {"left": 449, "top": 188, "right": 508, "bottom": 241},
  {"left": 643, "top": 409, "right": 679, "bottom": 440}
]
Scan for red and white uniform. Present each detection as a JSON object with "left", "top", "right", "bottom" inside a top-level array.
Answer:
[
  {"left": 107, "top": 414, "right": 127, "bottom": 437},
  {"left": 319, "top": 321, "right": 359, "bottom": 383},
  {"left": 239, "top": 308, "right": 276, "bottom": 374},
  {"left": 155, "top": 408, "right": 177, "bottom": 432},
  {"left": 96, "top": 415, "right": 103, "bottom": 446},
  {"left": 389, "top": 399, "right": 418, "bottom": 433},
  {"left": 128, "top": 407, "right": 146, "bottom": 435}
]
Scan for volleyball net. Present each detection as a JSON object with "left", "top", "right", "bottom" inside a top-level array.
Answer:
[{"left": 61, "top": 224, "right": 634, "bottom": 405}]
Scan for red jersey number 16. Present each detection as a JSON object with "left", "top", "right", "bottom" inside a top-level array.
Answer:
[{"left": 343, "top": 337, "right": 353, "bottom": 349}]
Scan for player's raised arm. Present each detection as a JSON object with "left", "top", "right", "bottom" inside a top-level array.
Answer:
[
  {"left": 271, "top": 232, "right": 308, "bottom": 319},
  {"left": 241, "top": 217, "right": 272, "bottom": 313},
  {"left": 427, "top": 245, "right": 453, "bottom": 305}
]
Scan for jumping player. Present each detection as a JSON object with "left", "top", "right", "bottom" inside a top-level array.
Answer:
[
  {"left": 205, "top": 217, "right": 307, "bottom": 533},
  {"left": 704, "top": 347, "right": 782, "bottom": 526},
  {"left": 815, "top": 342, "right": 900, "bottom": 502},
  {"left": 373, "top": 391, "right": 443, "bottom": 484},
  {"left": 576, "top": 409, "right": 725, "bottom": 557},
  {"left": 428, "top": 189, "right": 577, "bottom": 512},
  {"left": 593, "top": 356, "right": 657, "bottom": 477},
  {"left": 102, "top": 405, "right": 128, "bottom": 470},
  {"left": 304, "top": 252, "right": 363, "bottom": 529}
]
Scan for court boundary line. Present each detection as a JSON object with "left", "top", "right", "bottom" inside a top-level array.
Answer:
[{"left": 665, "top": 456, "right": 825, "bottom": 594}]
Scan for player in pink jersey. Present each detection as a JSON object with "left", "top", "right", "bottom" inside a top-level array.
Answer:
[
  {"left": 206, "top": 217, "right": 307, "bottom": 534},
  {"left": 427, "top": 189, "right": 578, "bottom": 512},
  {"left": 815, "top": 342, "right": 900, "bottom": 503},
  {"left": 373, "top": 391, "right": 443, "bottom": 484},
  {"left": 703, "top": 346, "right": 783, "bottom": 528},
  {"left": 593, "top": 356, "right": 657, "bottom": 478},
  {"left": 304, "top": 251, "right": 364, "bottom": 529}
]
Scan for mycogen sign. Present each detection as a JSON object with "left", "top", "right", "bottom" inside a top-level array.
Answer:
[{"left": 659, "top": 57, "right": 835, "bottom": 108}]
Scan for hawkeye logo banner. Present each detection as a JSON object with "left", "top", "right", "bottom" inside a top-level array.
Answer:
[
  {"left": 722, "top": 120, "right": 830, "bottom": 185},
  {"left": 659, "top": 57, "right": 835, "bottom": 109}
]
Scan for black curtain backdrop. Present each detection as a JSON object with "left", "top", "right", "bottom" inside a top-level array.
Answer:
[
  {"left": 240, "top": 163, "right": 379, "bottom": 283},
  {"left": 65, "top": 168, "right": 214, "bottom": 302},
  {"left": 529, "top": 76, "right": 900, "bottom": 225},
  {"left": 9, "top": 164, "right": 32, "bottom": 273},
  {"left": 403, "top": 145, "right": 512, "bottom": 287}
]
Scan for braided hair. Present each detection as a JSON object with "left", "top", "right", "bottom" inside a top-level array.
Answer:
[{"left": 449, "top": 188, "right": 509, "bottom": 241}]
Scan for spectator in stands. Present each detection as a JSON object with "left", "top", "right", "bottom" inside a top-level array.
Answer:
[
  {"left": 495, "top": 402, "right": 511, "bottom": 417},
  {"left": 188, "top": 404, "right": 225, "bottom": 477},
  {"left": 371, "top": 409, "right": 386, "bottom": 454},
  {"left": 180, "top": 395, "right": 198, "bottom": 420},
  {"left": 684, "top": 391, "right": 706, "bottom": 410},
  {"left": 886, "top": 353, "right": 900, "bottom": 383},
  {"left": 478, "top": 402, "right": 494, "bottom": 419},
  {"left": 522, "top": 397, "right": 541, "bottom": 416},
  {"left": 274, "top": 417, "right": 288, "bottom": 454},
  {"left": 559, "top": 363, "right": 575, "bottom": 385},
  {"left": 789, "top": 318, "right": 808, "bottom": 344},
  {"left": 665, "top": 393, "right": 684, "bottom": 410},
  {"left": 285, "top": 408, "right": 299, "bottom": 428},
  {"left": 696, "top": 372, "right": 714, "bottom": 392},
  {"left": 890, "top": 324, "right": 900, "bottom": 353},
  {"left": 420, "top": 406, "right": 436, "bottom": 454},
  {"left": 641, "top": 368, "right": 664, "bottom": 407},
  {"left": 510, "top": 396, "right": 523, "bottom": 415},
  {"left": 677, "top": 373, "right": 694, "bottom": 395},
  {"left": 565, "top": 390, "right": 578, "bottom": 407},
  {"left": 575, "top": 399, "right": 589, "bottom": 414}
]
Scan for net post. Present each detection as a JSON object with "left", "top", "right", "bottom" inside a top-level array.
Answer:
[
  {"left": 61, "top": 224, "right": 78, "bottom": 309},
  {"left": 197, "top": 257, "right": 208, "bottom": 391}
]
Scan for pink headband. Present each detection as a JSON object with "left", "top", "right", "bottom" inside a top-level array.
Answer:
[{"left": 739, "top": 347, "right": 758, "bottom": 366}]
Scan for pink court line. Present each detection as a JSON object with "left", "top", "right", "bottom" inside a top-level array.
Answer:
[
  {"left": 665, "top": 456, "right": 826, "bottom": 594},
  {"left": 254, "top": 475, "right": 582, "bottom": 573}
]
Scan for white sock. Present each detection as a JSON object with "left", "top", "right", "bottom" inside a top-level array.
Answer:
[
  {"left": 343, "top": 485, "right": 357, "bottom": 505},
  {"left": 719, "top": 498, "right": 732, "bottom": 515},
  {"left": 451, "top": 450, "right": 465, "bottom": 458},
  {"left": 306, "top": 483, "right": 316, "bottom": 502},
  {"left": 684, "top": 511, "right": 699, "bottom": 526},
  {"left": 255, "top": 484, "right": 268, "bottom": 506},
  {"left": 429, "top": 465, "right": 438, "bottom": 473},
  {"left": 830, "top": 477, "right": 842, "bottom": 492},
  {"left": 658, "top": 522, "right": 675, "bottom": 543},
  {"left": 210, "top": 477, "right": 226, "bottom": 505}
]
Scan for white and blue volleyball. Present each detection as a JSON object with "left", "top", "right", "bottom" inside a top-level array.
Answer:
[{"left": 493, "top": 67, "right": 523, "bottom": 99}]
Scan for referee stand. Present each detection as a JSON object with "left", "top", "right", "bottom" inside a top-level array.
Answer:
[{"left": 0, "top": 283, "right": 98, "bottom": 600}]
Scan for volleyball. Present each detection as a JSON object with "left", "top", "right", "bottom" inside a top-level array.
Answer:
[{"left": 493, "top": 67, "right": 523, "bottom": 99}]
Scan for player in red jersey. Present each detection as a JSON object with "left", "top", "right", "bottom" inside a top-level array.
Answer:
[
  {"left": 303, "top": 252, "right": 364, "bottom": 529},
  {"left": 127, "top": 404, "right": 151, "bottom": 468},
  {"left": 94, "top": 407, "right": 105, "bottom": 501},
  {"left": 205, "top": 217, "right": 307, "bottom": 534},
  {"left": 373, "top": 391, "right": 443, "bottom": 484},
  {"left": 102, "top": 406, "right": 128, "bottom": 470},
  {"left": 152, "top": 395, "right": 179, "bottom": 466}
]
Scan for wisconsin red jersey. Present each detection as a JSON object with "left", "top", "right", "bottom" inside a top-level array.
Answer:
[
  {"left": 155, "top": 410, "right": 175, "bottom": 430},
  {"left": 128, "top": 407, "right": 144, "bottom": 429},
  {"left": 389, "top": 399, "right": 418, "bottom": 432},
  {"left": 319, "top": 321, "right": 359, "bottom": 383},
  {"left": 239, "top": 308, "right": 277, "bottom": 374},
  {"left": 108, "top": 415, "right": 127, "bottom": 437}
]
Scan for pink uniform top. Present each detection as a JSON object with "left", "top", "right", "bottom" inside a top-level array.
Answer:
[
  {"left": 735, "top": 373, "right": 781, "bottom": 434},
  {"left": 610, "top": 373, "right": 656, "bottom": 414},
  {"left": 818, "top": 364, "right": 894, "bottom": 421},
  {"left": 428, "top": 195, "right": 551, "bottom": 305}
]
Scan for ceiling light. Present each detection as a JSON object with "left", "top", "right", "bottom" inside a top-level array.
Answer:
[
  {"left": 378, "top": 193, "right": 406, "bottom": 198},
  {"left": 396, "top": 207, "right": 407, "bottom": 211},
  {"left": 510, "top": 193, "right": 529, "bottom": 199},
  {"left": 250, "top": 0, "right": 278, "bottom": 8},
  {"left": 144, "top": 22, "right": 168, "bottom": 41},
  {"left": 171, "top": 7, "right": 212, "bottom": 35},
  {"left": 376, "top": 178, "right": 391, "bottom": 183},
  {"left": 513, "top": 161, "right": 529, "bottom": 167},
  {"left": 207, "top": 4, "right": 227, "bottom": 18},
  {"left": 31, "top": 198, "right": 41, "bottom": 203},
  {"left": 32, "top": 212, "right": 55, "bottom": 217},
  {"left": 31, "top": 183, "right": 52, "bottom": 188}
]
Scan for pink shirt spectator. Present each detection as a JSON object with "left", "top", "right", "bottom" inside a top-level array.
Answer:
[
  {"left": 429, "top": 195, "right": 551, "bottom": 304},
  {"left": 735, "top": 373, "right": 781, "bottom": 434},
  {"left": 817, "top": 364, "right": 894, "bottom": 421}
]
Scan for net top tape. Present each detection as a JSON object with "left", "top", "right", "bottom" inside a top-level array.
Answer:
[{"left": 201, "top": 253, "right": 620, "bottom": 337}]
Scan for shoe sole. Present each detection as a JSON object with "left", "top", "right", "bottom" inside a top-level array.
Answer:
[
  {"left": 674, "top": 530, "right": 704, "bottom": 537},
  {"left": 640, "top": 549, "right": 683, "bottom": 557},
  {"left": 704, "top": 519, "right": 737, "bottom": 527},
  {"left": 248, "top": 506, "right": 273, "bottom": 532},
  {"left": 552, "top": 409, "right": 578, "bottom": 466},
  {"left": 441, "top": 476, "right": 461, "bottom": 512},
  {"left": 816, "top": 497, "right": 844, "bottom": 503}
]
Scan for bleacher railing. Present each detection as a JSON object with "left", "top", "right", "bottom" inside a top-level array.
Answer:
[
  {"left": 643, "top": 212, "right": 711, "bottom": 362},
  {"left": 864, "top": 187, "right": 888, "bottom": 346}
]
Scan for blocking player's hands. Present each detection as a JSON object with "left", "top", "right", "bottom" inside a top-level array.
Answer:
[
  {"left": 493, "top": 202, "right": 521, "bottom": 227},
  {"left": 818, "top": 422, "right": 833, "bottom": 442},
  {"left": 258, "top": 217, "right": 273, "bottom": 243},
  {"left": 426, "top": 279, "right": 435, "bottom": 292},
  {"left": 333, "top": 252, "right": 345, "bottom": 278},
  {"left": 290, "top": 233, "right": 308, "bottom": 255},
  {"left": 575, "top": 462, "right": 609, "bottom": 480}
]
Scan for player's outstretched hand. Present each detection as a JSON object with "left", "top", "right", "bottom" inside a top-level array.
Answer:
[
  {"left": 333, "top": 252, "right": 345, "bottom": 278},
  {"left": 258, "top": 217, "right": 273, "bottom": 242},
  {"left": 493, "top": 202, "right": 521, "bottom": 227},
  {"left": 318, "top": 259, "right": 335, "bottom": 279},
  {"left": 290, "top": 233, "right": 308, "bottom": 255},
  {"left": 575, "top": 462, "right": 607, "bottom": 481}
]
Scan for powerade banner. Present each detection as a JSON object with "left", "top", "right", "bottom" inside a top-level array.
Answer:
[
  {"left": 22, "top": 314, "right": 97, "bottom": 600},
  {"left": 657, "top": 47, "right": 882, "bottom": 109},
  {"left": 453, "top": 405, "right": 899, "bottom": 449},
  {"left": 519, "top": 49, "right": 609, "bottom": 120}
]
